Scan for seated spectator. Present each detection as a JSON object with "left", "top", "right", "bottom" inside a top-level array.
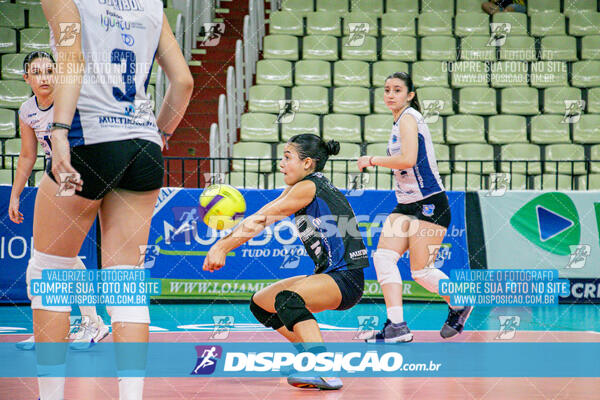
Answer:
[{"left": 482, "top": 0, "right": 526, "bottom": 15}]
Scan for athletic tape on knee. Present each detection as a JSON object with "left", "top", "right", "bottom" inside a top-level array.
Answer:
[
  {"left": 274, "top": 290, "right": 315, "bottom": 332},
  {"left": 249, "top": 295, "right": 284, "bottom": 330},
  {"left": 411, "top": 267, "right": 449, "bottom": 295},
  {"left": 104, "top": 265, "right": 150, "bottom": 324},
  {"left": 27, "top": 249, "right": 80, "bottom": 312},
  {"left": 373, "top": 249, "right": 402, "bottom": 286}
]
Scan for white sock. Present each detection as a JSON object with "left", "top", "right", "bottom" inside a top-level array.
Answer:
[
  {"left": 387, "top": 306, "right": 404, "bottom": 324},
  {"left": 118, "top": 376, "right": 144, "bottom": 400},
  {"left": 38, "top": 377, "right": 65, "bottom": 400},
  {"left": 79, "top": 306, "right": 98, "bottom": 324},
  {"left": 411, "top": 268, "right": 464, "bottom": 310}
]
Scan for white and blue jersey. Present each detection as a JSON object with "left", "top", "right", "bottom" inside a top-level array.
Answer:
[
  {"left": 387, "top": 107, "right": 444, "bottom": 204},
  {"left": 18, "top": 96, "right": 53, "bottom": 158},
  {"left": 49, "top": 0, "right": 163, "bottom": 148}
]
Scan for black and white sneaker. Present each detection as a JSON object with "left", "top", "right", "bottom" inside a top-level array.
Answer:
[
  {"left": 365, "top": 319, "right": 413, "bottom": 343},
  {"left": 440, "top": 306, "right": 473, "bottom": 339}
]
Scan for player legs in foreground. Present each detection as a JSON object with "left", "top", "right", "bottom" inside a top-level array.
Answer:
[
  {"left": 204, "top": 135, "right": 370, "bottom": 390},
  {"left": 357, "top": 72, "right": 472, "bottom": 343}
]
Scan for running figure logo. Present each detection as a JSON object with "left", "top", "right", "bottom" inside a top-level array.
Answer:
[
  {"left": 562, "top": 100, "right": 585, "bottom": 124},
  {"left": 57, "top": 23, "right": 80, "bottom": 47},
  {"left": 345, "top": 23, "right": 369, "bottom": 46},
  {"left": 200, "top": 23, "right": 225, "bottom": 46},
  {"left": 354, "top": 316, "right": 379, "bottom": 340},
  {"left": 421, "top": 100, "right": 443, "bottom": 123},
  {"left": 488, "top": 23, "right": 511, "bottom": 46},
  {"left": 56, "top": 173, "right": 80, "bottom": 197},
  {"left": 496, "top": 315, "right": 520, "bottom": 340},
  {"left": 191, "top": 345, "right": 223, "bottom": 375},
  {"left": 566, "top": 244, "right": 591, "bottom": 269},
  {"left": 174, "top": 208, "right": 199, "bottom": 236},
  {"left": 209, "top": 316, "right": 234, "bottom": 340}
]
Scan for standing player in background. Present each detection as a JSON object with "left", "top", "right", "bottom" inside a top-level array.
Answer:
[
  {"left": 9, "top": 51, "right": 109, "bottom": 352},
  {"left": 204, "top": 134, "right": 369, "bottom": 390},
  {"left": 357, "top": 72, "right": 473, "bottom": 343},
  {"left": 32, "top": 1, "right": 193, "bottom": 399}
]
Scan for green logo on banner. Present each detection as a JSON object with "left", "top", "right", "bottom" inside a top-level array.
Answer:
[{"left": 510, "top": 193, "right": 580, "bottom": 255}]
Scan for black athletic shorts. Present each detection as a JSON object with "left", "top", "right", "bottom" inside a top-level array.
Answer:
[
  {"left": 326, "top": 268, "right": 365, "bottom": 311},
  {"left": 391, "top": 191, "right": 451, "bottom": 229},
  {"left": 46, "top": 139, "right": 164, "bottom": 200}
]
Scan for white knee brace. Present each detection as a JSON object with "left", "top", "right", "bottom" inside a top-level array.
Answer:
[
  {"left": 373, "top": 249, "right": 402, "bottom": 286},
  {"left": 27, "top": 249, "right": 80, "bottom": 312},
  {"left": 104, "top": 265, "right": 150, "bottom": 324}
]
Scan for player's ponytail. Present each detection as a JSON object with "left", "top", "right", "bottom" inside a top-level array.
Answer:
[
  {"left": 386, "top": 72, "right": 420, "bottom": 112},
  {"left": 288, "top": 134, "right": 340, "bottom": 172},
  {"left": 23, "top": 51, "right": 55, "bottom": 74}
]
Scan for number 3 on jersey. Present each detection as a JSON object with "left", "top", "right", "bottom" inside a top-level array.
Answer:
[{"left": 112, "top": 48, "right": 136, "bottom": 102}]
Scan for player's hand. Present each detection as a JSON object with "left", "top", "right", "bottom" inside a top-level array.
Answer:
[
  {"left": 8, "top": 197, "right": 23, "bottom": 224},
  {"left": 50, "top": 130, "right": 83, "bottom": 192},
  {"left": 357, "top": 156, "right": 372, "bottom": 171},
  {"left": 203, "top": 244, "right": 227, "bottom": 272}
]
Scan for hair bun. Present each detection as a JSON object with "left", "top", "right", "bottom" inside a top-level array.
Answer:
[{"left": 325, "top": 140, "right": 340, "bottom": 156}]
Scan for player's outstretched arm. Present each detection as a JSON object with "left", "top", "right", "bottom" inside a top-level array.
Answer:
[
  {"left": 8, "top": 120, "right": 37, "bottom": 224},
  {"left": 202, "top": 181, "right": 316, "bottom": 272}
]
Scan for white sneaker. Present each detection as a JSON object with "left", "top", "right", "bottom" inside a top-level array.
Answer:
[
  {"left": 16, "top": 336, "right": 35, "bottom": 351},
  {"left": 70, "top": 316, "right": 110, "bottom": 350}
]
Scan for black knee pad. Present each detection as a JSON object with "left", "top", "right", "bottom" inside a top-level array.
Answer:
[
  {"left": 274, "top": 290, "right": 315, "bottom": 332},
  {"left": 249, "top": 294, "right": 284, "bottom": 330}
]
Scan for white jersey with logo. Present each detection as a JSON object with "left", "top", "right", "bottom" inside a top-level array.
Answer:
[
  {"left": 18, "top": 96, "right": 53, "bottom": 158},
  {"left": 49, "top": 0, "right": 163, "bottom": 147},
  {"left": 387, "top": 107, "right": 444, "bottom": 204}
]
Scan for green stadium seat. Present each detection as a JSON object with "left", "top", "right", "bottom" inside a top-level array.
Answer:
[
  {"left": 531, "top": 114, "right": 570, "bottom": 143},
  {"left": 333, "top": 87, "right": 370, "bottom": 114},
  {"left": 363, "top": 169, "right": 394, "bottom": 190},
  {"left": 421, "top": 0, "right": 454, "bottom": 14},
  {"left": 545, "top": 144, "right": 586, "bottom": 175},
  {"left": 543, "top": 87, "right": 581, "bottom": 114},
  {"left": 1, "top": 53, "right": 26, "bottom": 80},
  {"left": 33, "top": 170, "right": 44, "bottom": 186},
  {"left": 149, "top": 61, "right": 158, "bottom": 85},
  {"left": 281, "top": 113, "right": 320, "bottom": 141},
  {"left": 3, "top": 138, "right": 23, "bottom": 169},
  {"left": 417, "top": 13, "right": 452, "bottom": 36},
  {"left": 256, "top": 60, "right": 293, "bottom": 86},
  {"left": 492, "top": 12, "right": 528, "bottom": 36},
  {"left": 416, "top": 87, "right": 454, "bottom": 115},
  {"left": 412, "top": 61, "right": 448, "bottom": 87},
  {"left": 577, "top": 174, "right": 600, "bottom": 190},
  {"left": 573, "top": 114, "right": 600, "bottom": 144},
  {"left": 306, "top": 12, "right": 341, "bottom": 36},
  {"left": 265, "top": 172, "right": 286, "bottom": 189},
  {"left": 491, "top": 61, "right": 528, "bottom": 87},
  {"left": 232, "top": 142, "right": 273, "bottom": 173},
  {"left": 540, "top": 36, "right": 578, "bottom": 61},
  {"left": 564, "top": 0, "right": 596, "bottom": 17},
  {"left": 366, "top": 142, "right": 388, "bottom": 157},
  {"left": 323, "top": 114, "right": 361, "bottom": 143},
  {"left": 372, "top": 61, "right": 409, "bottom": 86},
  {"left": 0, "top": 28, "right": 17, "bottom": 54},
  {"left": 499, "top": 35, "right": 536, "bottom": 61},
  {"left": 451, "top": 61, "right": 488, "bottom": 87},
  {"left": 387, "top": 0, "right": 419, "bottom": 15},
  {"left": 458, "top": 87, "right": 497, "bottom": 115},
  {"left": 228, "top": 172, "right": 263, "bottom": 189},
  {"left": 341, "top": 35, "right": 377, "bottom": 61},
  {"left": 587, "top": 88, "right": 600, "bottom": 113},
  {"left": 330, "top": 172, "right": 369, "bottom": 190},
  {"left": 240, "top": 113, "right": 279, "bottom": 142},
  {"left": 0, "top": 80, "right": 30, "bottom": 108},
  {"left": 500, "top": 87, "right": 540, "bottom": 115},
  {"left": 460, "top": 36, "right": 496, "bottom": 61},
  {"left": 28, "top": 6, "right": 47, "bottom": 28},
  {"left": 248, "top": 85, "right": 285, "bottom": 113},
  {"left": 342, "top": 13, "right": 378, "bottom": 38},
  {"left": 420, "top": 36, "right": 456, "bottom": 61},
  {"left": 282, "top": 0, "right": 314, "bottom": 16},
  {"left": 316, "top": 0, "right": 347, "bottom": 15},
  {"left": 446, "top": 114, "right": 485, "bottom": 143},
  {"left": 322, "top": 142, "right": 362, "bottom": 172},
  {"left": 572, "top": 61, "right": 600, "bottom": 87},
  {"left": 428, "top": 118, "right": 444, "bottom": 143},
  {"left": 592, "top": 145, "right": 600, "bottom": 173},
  {"left": 0, "top": 169, "right": 13, "bottom": 185},
  {"left": 334, "top": 60, "right": 370, "bottom": 86},
  {"left": 457, "top": 0, "right": 486, "bottom": 13},
  {"left": 528, "top": 0, "right": 560, "bottom": 14},
  {"left": 582, "top": 35, "right": 600, "bottom": 60},
  {"left": 434, "top": 143, "right": 450, "bottom": 174},
  {"left": 269, "top": 11, "right": 304, "bottom": 36},
  {"left": 0, "top": 108, "right": 16, "bottom": 138},
  {"left": 448, "top": 173, "right": 486, "bottom": 190},
  {"left": 20, "top": 28, "right": 50, "bottom": 53},
  {"left": 352, "top": 0, "right": 383, "bottom": 14},
  {"left": 381, "top": 13, "right": 416, "bottom": 36},
  {"left": 263, "top": 35, "right": 299, "bottom": 60},
  {"left": 0, "top": 4, "right": 25, "bottom": 29},
  {"left": 381, "top": 36, "right": 417, "bottom": 61},
  {"left": 17, "top": 0, "right": 42, "bottom": 7},
  {"left": 531, "top": 61, "right": 568, "bottom": 87},
  {"left": 499, "top": 173, "right": 527, "bottom": 190},
  {"left": 530, "top": 12, "right": 565, "bottom": 37},
  {"left": 455, "top": 13, "right": 489, "bottom": 37},
  {"left": 532, "top": 174, "right": 574, "bottom": 190},
  {"left": 488, "top": 115, "right": 528, "bottom": 144},
  {"left": 303, "top": 35, "right": 338, "bottom": 61},
  {"left": 454, "top": 143, "right": 495, "bottom": 174},
  {"left": 292, "top": 85, "right": 329, "bottom": 114},
  {"left": 569, "top": 12, "right": 600, "bottom": 36},
  {"left": 147, "top": 84, "right": 155, "bottom": 109},
  {"left": 373, "top": 87, "right": 387, "bottom": 113},
  {"left": 500, "top": 143, "right": 542, "bottom": 174},
  {"left": 364, "top": 114, "right": 393, "bottom": 142},
  {"left": 294, "top": 60, "right": 331, "bottom": 86}
]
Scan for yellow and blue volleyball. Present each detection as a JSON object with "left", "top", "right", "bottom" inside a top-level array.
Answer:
[{"left": 199, "top": 184, "right": 246, "bottom": 230}]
